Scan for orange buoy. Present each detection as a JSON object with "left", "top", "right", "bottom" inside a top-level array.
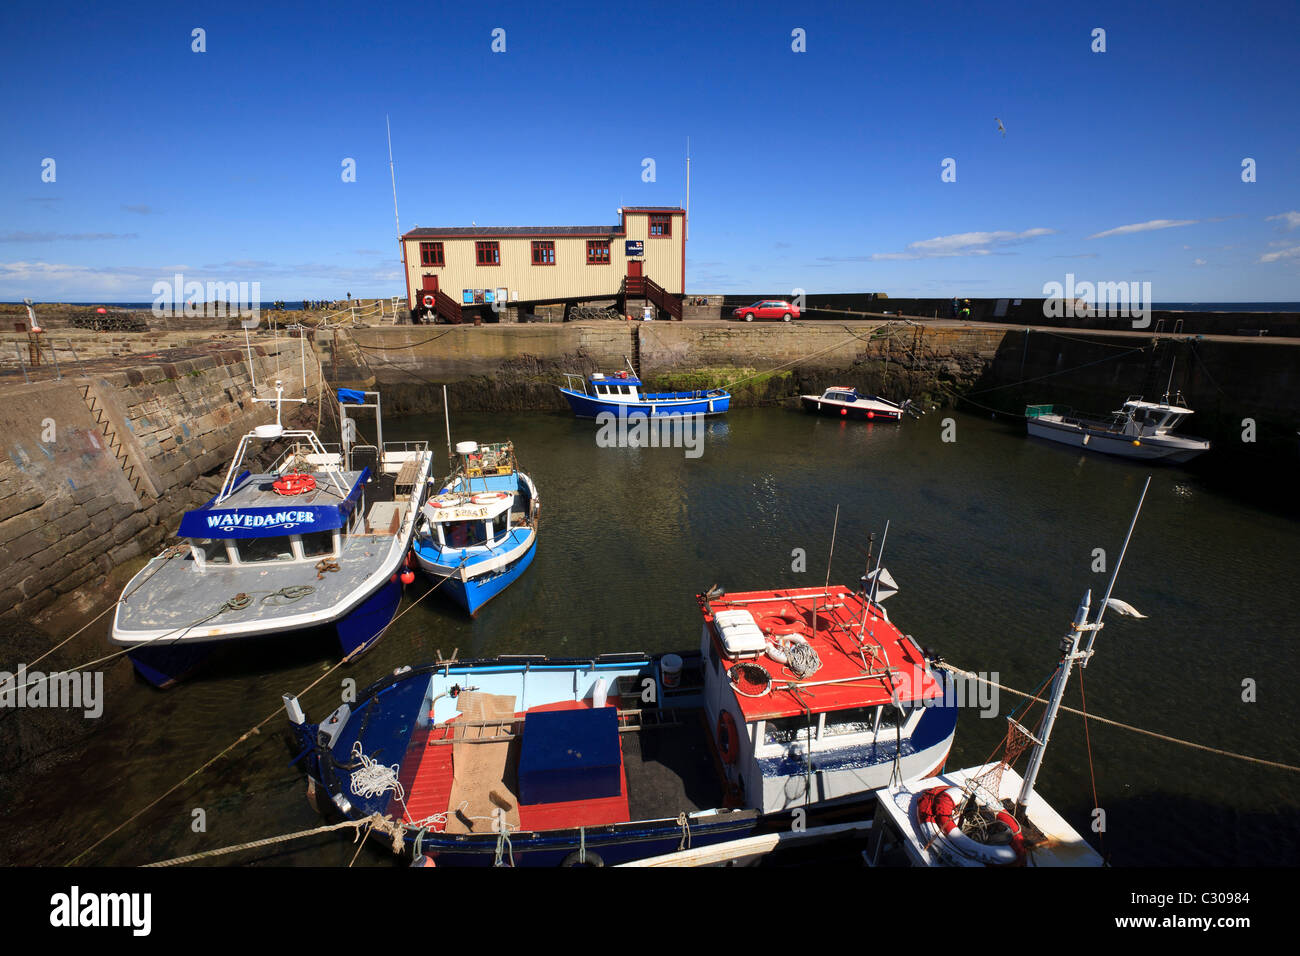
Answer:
[
  {"left": 400, "top": 569, "right": 415, "bottom": 585},
  {"left": 272, "top": 473, "right": 316, "bottom": 496}
]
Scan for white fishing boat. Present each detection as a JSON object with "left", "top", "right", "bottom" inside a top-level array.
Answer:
[
  {"left": 1025, "top": 393, "right": 1210, "bottom": 463},
  {"left": 863, "top": 478, "right": 1152, "bottom": 868}
]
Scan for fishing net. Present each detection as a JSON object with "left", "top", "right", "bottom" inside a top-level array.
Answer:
[
  {"left": 970, "top": 717, "right": 1036, "bottom": 807},
  {"left": 728, "top": 662, "right": 772, "bottom": 697}
]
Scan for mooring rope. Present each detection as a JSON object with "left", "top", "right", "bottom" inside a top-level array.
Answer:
[
  {"left": 935, "top": 662, "right": 1300, "bottom": 774},
  {"left": 72, "top": 566, "right": 462, "bottom": 866},
  {"left": 142, "top": 814, "right": 394, "bottom": 867}
]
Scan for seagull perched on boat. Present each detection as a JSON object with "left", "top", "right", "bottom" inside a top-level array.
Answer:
[{"left": 995, "top": 117, "right": 1006, "bottom": 137}]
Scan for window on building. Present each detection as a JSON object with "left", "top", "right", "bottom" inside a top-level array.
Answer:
[
  {"left": 531, "top": 241, "right": 555, "bottom": 265},
  {"left": 649, "top": 214, "right": 672, "bottom": 237},
  {"left": 419, "top": 241, "right": 444, "bottom": 267},
  {"left": 475, "top": 241, "right": 500, "bottom": 266},
  {"left": 586, "top": 240, "right": 611, "bottom": 264}
]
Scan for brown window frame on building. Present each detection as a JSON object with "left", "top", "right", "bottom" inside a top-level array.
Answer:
[
  {"left": 649, "top": 215, "right": 672, "bottom": 237},
  {"left": 419, "top": 241, "right": 445, "bottom": 267},
  {"left": 586, "top": 240, "right": 611, "bottom": 265},
  {"left": 475, "top": 241, "right": 501, "bottom": 266},
  {"left": 531, "top": 240, "right": 556, "bottom": 266}
]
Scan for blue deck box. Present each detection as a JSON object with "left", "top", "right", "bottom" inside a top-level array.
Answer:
[{"left": 518, "top": 707, "right": 622, "bottom": 806}]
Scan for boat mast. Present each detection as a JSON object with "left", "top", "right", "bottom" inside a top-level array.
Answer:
[{"left": 1016, "top": 476, "right": 1150, "bottom": 812}]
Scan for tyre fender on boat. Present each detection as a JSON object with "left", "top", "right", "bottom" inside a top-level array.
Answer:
[
  {"left": 717, "top": 709, "right": 741, "bottom": 765},
  {"left": 560, "top": 849, "right": 605, "bottom": 867},
  {"left": 915, "top": 786, "right": 1024, "bottom": 866}
]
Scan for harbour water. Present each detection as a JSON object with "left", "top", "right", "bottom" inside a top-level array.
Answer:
[{"left": 4, "top": 406, "right": 1297, "bottom": 866}]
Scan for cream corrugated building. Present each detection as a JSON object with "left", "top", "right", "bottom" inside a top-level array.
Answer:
[{"left": 399, "top": 206, "right": 684, "bottom": 321}]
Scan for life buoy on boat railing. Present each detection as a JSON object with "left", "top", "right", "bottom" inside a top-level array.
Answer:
[
  {"left": 717, "top": 710, "right": 740, "bottom": 765},
  {"left": 915, "top": 785, "right": 1025, "bottom": 867},
  {"left": 273, "top": 473, "right": 316, "bottom": 496},
  {"left": 428, "top": 497, "right": 461, "bottom": 508},
  {"left": 470, "top": 492, "right": 509, "bottom": 504}
]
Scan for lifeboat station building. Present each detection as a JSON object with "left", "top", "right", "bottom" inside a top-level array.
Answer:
[{"left": 400, "top": 206, "right": 684, "bottom": 323}]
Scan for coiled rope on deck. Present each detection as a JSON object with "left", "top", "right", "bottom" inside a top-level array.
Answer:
[{"left": 935, "top": 662, "right": 1300, "bottom": 774}]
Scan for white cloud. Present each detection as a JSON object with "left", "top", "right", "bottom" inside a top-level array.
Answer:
[
  {"left": 1193, "top": 258, "right": 1207, "bottom": 266},
  {"left": 1266, "top": 211, "right": 1300, "bottom": 230},
  {"left": 1259, "top": 246, "right": 1300, "bottom": 263},
  {"left": 823, "top": 227, "right": 1055, "bottom": 262},
  {"left": 1087, "top": 219, "right": 1197, "bottom": 240}
]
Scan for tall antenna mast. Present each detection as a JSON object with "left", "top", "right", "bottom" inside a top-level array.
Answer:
[
  {"left": 387, "top": 114, "right": 401, "bottom": 239},
  {"left": 685, "top": 137, "right": 691, "bottom": 243},
  {"left": 1016, "top": 476, "right": 1150, "bottom": 812},
  {"left": 824, "top": 504, "right": 840, "bottom": 589}
]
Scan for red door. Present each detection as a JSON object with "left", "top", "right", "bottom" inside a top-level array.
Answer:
[
  {"left": 627, "top": 261, "right": 642, "bottom": 279},
  {"left": 422, "top": 275, "right": 439, "bottom": 292}
]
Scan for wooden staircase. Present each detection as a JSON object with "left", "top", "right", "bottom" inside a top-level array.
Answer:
[{"left": 618, "top": 274, "right": 682, "bottom": 320}]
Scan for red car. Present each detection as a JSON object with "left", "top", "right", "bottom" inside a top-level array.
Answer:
[{"left": 733, "top": 299, "right": 800, "bottom": 322}]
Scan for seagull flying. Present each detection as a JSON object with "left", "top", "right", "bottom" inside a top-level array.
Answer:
[{"left": 995, "top": 117, "right": 1006, "bottom": 138}]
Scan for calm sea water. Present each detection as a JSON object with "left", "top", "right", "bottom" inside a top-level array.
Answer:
[{"left": 5, "top": 408, "right": 1298, "bottom": 866}]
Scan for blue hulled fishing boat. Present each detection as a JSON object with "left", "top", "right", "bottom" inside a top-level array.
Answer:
[
  {"left": 111, "top": 386, "right": 433, "bottom": 686},
  {"left": 558, "top": 369, "right": 729, "bottom": 419},
  {"left": 286, "top": 580, "right": 957, "bottom": 867},
  {"left": 411, "top": 440, "right": 538, "bottom": 615}
]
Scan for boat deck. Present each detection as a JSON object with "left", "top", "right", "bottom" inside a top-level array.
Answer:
[{"left": 391, "top": 699, "right": 725, "bottom": 833}]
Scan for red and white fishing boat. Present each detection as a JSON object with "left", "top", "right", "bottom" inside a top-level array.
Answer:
[
  {"left": 289, "top": 563, "right": 959, "bottom": 865},
  {"left": 800, "top": 387, "right": 916, "bottom": 422}
]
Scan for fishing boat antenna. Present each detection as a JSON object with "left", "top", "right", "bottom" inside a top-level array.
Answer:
[
  {"left": 1162, "top": 358, "right": 1176, "bottom": 405},
  {"left": 868, "top": 520, "right": 890, "bottom": 606},
  {"left": 443, "top": 384, "right": 453, "bottom": 465},
  {"left": 1016, "top": 476, "right": 1150, "bottom": 813},
  {"left": 824, "top": 504, "right": 840, "bottom": 589},
  {"left": 387, "top": 114, "right": 401, "bottom": 240}
]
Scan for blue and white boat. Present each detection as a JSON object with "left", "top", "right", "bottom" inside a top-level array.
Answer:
[
  {"left": 558, "top": 370, "right": 729, "bottom": 419},
  {"left": 110, "top": 386, "right": 433, "bottom": 687},
  {"left": 286, "top": 581, "right": 957, "bottom": 867},
  {"left": 412, "top": 440, "right": 538, "bottom": 615}
]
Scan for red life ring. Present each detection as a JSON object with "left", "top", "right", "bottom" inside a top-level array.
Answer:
[
  {"left": 272, "top": 473, "right": 316, "bottom": 496},
  {"left": 717, "top": 710, "right": 740, "bottom": 765},
  {"left": 916, "top": 786, "right": 1026, "bottom": 866},
  {"left": 422, "top": 294, "right": 435, "bottom": 308}
]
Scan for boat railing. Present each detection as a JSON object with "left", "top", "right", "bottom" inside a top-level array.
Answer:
[{"left": 561, "top": 373, "right": 590, "bottom": 395}]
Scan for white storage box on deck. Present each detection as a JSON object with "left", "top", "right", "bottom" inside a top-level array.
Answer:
[{"left": 713, "top": 609, "right": 767, "bottom": 658}]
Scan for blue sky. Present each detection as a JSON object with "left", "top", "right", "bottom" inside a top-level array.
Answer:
[{"left": 2, "top": 0, "right": 1298, "bottom": 302}]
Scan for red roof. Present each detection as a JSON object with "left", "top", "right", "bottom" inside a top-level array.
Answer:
[{"left": 698, "top": 585, "right": 940, "bottom": 722}]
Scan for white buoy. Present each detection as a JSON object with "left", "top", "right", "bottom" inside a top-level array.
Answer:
[{"left": 661, "top": 654, "right": 683, "bottom": 689}]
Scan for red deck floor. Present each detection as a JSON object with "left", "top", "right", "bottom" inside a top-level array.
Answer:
[{"left": 395, "top": 699, "right": 631, "bottom": 832}]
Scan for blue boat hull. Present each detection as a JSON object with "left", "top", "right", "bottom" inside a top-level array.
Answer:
[
  {"left": 438, "top": 537, "right": 537, "bottom": 615},
  {"left": 559, "top": 388, "right": 729, "bottom": 419},
  {"left": 126, "top": 574, "right": 407, "bottom": 687}
]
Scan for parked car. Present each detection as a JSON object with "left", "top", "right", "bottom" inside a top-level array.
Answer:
[{"left": 733, "top": 300, "right": 800, "bottom": 322}]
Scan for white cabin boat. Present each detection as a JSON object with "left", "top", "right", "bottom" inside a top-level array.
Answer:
[{"left": 1025, "top": 395, "right": 1210, "bottom": 463}]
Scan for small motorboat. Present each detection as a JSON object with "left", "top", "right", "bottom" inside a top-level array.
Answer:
[
  {"left": 111, "top": 385, "right": 433, "bottom": 687},
  {"left": 559, "top": 368, "right": 729, "bottom": 419},
  {"left": 411, "top": 440, "right": 538, "bottom": 615},
  {"left": 1025, "top": 392, "right": 1210, "bottom": 463},
  {"left": 286, "top": 575, "right": 958, "bottom": 866},
  {"left": 800, "top": 387, "right": 916, "bottom": 422}
]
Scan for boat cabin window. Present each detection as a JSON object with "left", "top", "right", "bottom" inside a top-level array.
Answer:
[
  {"left": 235, "top": 536, "right": 296, "bottom": 563},
  {"left": 490, "top": 511, "right": 509, "bottom": 542},
  {"left": 299, "top": 530, "right": 337, "bottom": 558},
  {"left": 442, "top": 519, "right": 489, "bottom": 548},
  {"left": 826, "top": 391, "right": 855, "bottom": 402},
  {"left": 191, "top": 538, "right": 231, "bottom": 566},
  {"left": 822, "top": 706, "right": 878, "bottom": 738},
  {"left": 877, "top": 702, "right": 908, "bottom": 733},
  {"left": 764, "top": 715, "right": 815, "bottom": 746}
]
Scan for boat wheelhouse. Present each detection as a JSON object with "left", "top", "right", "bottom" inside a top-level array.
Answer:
[
  {"left": 1025, "top": 394, "right": 1210, "bottom": 463},
  {"left": 558, "top": 370, "right": 730, "bottom": 419},
  {"left": 412, "top": 440, "right": 538, "bottom": 615},
  {"left": 111, "top": 387, "right": 433, "bottom": 687},
  {"left": 287, "top": 581, "right": 957, "bottom": 866},
  {"left": 800, "top": 387, "right": 914, "bottom": 422}
]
